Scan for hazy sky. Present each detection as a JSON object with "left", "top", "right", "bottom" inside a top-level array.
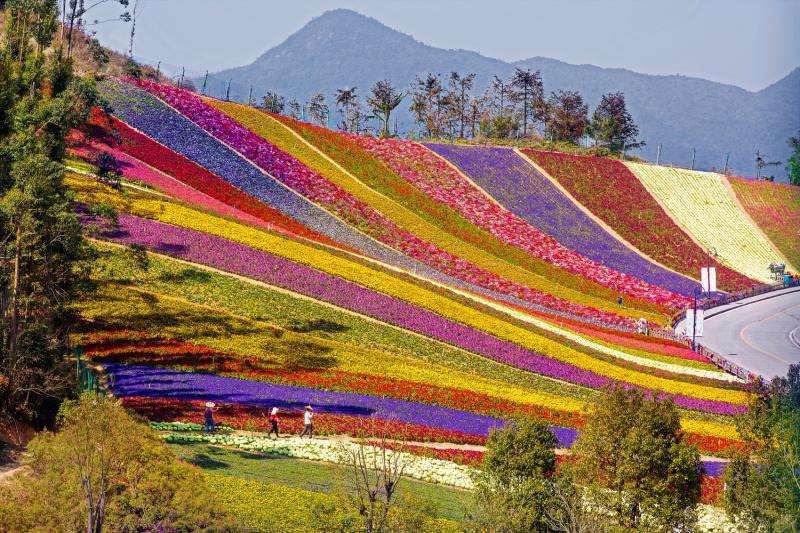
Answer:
[{"left": 88, "top": 0, "right": 799, "bottom": 91}]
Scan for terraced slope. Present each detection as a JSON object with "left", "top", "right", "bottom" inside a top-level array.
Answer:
[
  {"left": 72, "top": 174, "right": 748, "bottom": 416},
  {"left": 425, "top": 144, "right": 700, "bottom": 297},
  {"left": 522, "top": 149, "right": 757, "bottom": 292},
  {"left": 728, "top": 176, "right": 800, "bottom": 268},
  {"left": 204, "top": 99, "right": 666, "bottom": 322},
  {"left": 625, "top": 162, "right": 793, "bottom": 282}
]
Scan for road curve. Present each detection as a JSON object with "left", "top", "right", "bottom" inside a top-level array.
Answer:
[{"left": 679, "top": 288, "right": 800, "bottom": 379}]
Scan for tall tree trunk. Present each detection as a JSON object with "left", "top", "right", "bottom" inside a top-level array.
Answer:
[{"left": 8, "top": 224, "right": 22, "bottom": 363}]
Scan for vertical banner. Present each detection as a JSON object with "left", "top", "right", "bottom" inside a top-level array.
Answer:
[
  {"left": 701, "top": 267, "right": 717, "bottom": 293},
  {"left": 685, "top": 309, "right": 705, "bottom": 337}
]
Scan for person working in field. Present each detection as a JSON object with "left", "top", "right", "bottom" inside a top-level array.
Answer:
[
  {"left": 268, "top": 407, "right": 280, "bottom": 439},
  {"left": 203, "top": 402, "right": 218, "bottom": 433},
  {"left": 299, "top": 405, "right": 314, "bottom": 438}
]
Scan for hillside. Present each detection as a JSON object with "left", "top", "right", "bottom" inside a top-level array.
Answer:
[{"left": 198, "top": 9, "right": 800, "bottom": 179}]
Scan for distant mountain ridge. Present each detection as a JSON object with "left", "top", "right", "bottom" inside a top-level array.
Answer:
[{"left": 199, "top": 9, "right": 800, "bottom": 178}]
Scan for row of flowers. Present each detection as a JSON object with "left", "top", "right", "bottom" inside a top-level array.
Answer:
[
  {"left": 728, "top": 175, "right": 800, "bottom": 269},
  {"left": 264, "top": 110, "right": 670, "bottom": 323},
  {"left": 83, "top": 329, "right": 586, "bottom": 428},
  {"left": 96, "top": 79, "right": 421, "bottom": 270},
  {"left": 77, "top": 108, "right": 341, "bottom": 247},
  {"left": 79, "top": 206, "right": 748, "bottom": 414},
  {"left": 375, "top": 440, "right": 724, "bottom": 503},
  {"left": 132, "top": 80, "right": 655, "bottom": 330},
  {"left": 125, "top": 396, "right": 487, "bottom": 445},
  {"left": 420, "top": 143, "right": 697, "bottom": 305},
  {"left": 102, "top": 79, "right": 647, "bottom": 333},
  {"left": 154, "top": 422, "right": 727, "bottom": 501},
  {"left": 625, "top": 162, "right": 787, "bottom": 282},
  {"left": 163, "top": 432, "right": 475, "bottom": 489},
  {"left": 524, "top": 150, "right": 758, "bottom": 292},
  {"left": 107, "top": 362, "right": 581, "bottom": 447}
]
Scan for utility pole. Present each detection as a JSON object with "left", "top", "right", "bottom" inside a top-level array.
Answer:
[
  {"left": 723, "top": 153, "right": 730, "bottom": 174},
  {"left": 621, "top": 140, "right": 626, "bottom": 160},
  {"left": 248, "top": 86, "right": 253, "bottom": 106},
  {"left": 201, "top": 71, "right": 208, "bottom": 95},
  {"left": 155, "top": 61, "right": 161, "bottom": 82},
  {"left": 178, "top": 67, "right": 185, "bottom": 88},
  {"left": 225, "top": 79, "right": 232, "bottom": 101},
  {"left": 691, "top": 148, "right": 696, "bottom": 170},
  {"left": 656, "top": 143, "right": 662, "bottom": 165}
]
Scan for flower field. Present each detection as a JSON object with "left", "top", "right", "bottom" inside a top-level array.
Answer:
[
  {"left": 425, "top": 143, "right": 699, "bottom": 303},
  {"left": 138, "top": 82, "right": 673, "bottom": 327},
  {"left": 60, "top": 78, "right": 788, "bottom": 521},
  {"left": 728, "top": 175, "right": 800, "bottom": 268},
  {"left": 523, "top": 149, "right": 758, "bottom": 292},
  {"left": 624, "top": 162, "right": 793, "bottom": 281},
  {"left": 80, "top": 205, "right": 748, "bottom": 414}
]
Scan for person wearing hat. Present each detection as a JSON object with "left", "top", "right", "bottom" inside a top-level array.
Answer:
[
  {"left": 268, "top": 407, "right": 280, "bottom": 439},
  {"left": 299, "top": 405, "right": 314, "bottom": 438},
  {"left": 204, "top": 402, "right": 218, "bottom": 434}
]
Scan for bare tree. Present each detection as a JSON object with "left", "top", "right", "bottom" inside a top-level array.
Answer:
[
  {"left": 335, "top": 87, "right": 363, "bottom": 133},
  {"left": 446, "top": 71, "right": 476, "bottom": 138},
  {"left": 511, "top": 68, "right": 545, "bottom": 137},
  {"left": 341, "top": 436, "right": 408, "bottom": 532},
  {"left": 261, "top": 91, "right": 285, "bottom": 114},
  {"left": 367, "top": 80, "right": 405, "bottom": 138},
  {"left": 287, "top": 98, "right": 302, "bottom": 120},
  {"left": 755, "top": 150, "right": 781, "bottom": 179},
  {"left": 491, "top": 74, "right": 513, "bottom": 118},
  {"left": 65, "top": 0, "right": 131, "bottom": 57},
  {"left": 306, "top": 93, "right": 329, "bottom": 126},
  {"left": 410, "top": 73, "right": 448, "bottom": 138}
]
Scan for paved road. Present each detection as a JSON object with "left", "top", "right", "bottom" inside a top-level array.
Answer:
[{"left": 678, "top": 288, "right": 800, "bottom": 379}]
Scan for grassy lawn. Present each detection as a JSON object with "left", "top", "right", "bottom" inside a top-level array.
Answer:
[{"left": 169, "top": 442, "right": 470, "bottom": 522}]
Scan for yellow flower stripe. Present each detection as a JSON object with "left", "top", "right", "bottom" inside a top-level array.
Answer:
[
  {"left": 209, "top": 99, "right": 666, "bottom": 323},
  {"left": 86, "top": 247, "right": 738, "bottom": 440},
  {"left": 79, "top": 280, "right": 588, "bottom": 415},
  {"left": 69, "top": 174, "right": 748, "bottom": 405},
  {"left": 625, "top": 162, "right": 791, "bottom": 281}
]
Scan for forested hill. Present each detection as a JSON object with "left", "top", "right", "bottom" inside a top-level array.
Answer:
[{"left": 199, "top": 8, "right": 800, "bottom": 179}]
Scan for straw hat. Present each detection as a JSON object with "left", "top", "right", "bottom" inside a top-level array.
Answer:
[
  {"left": 205, "top": 402, "right": 215, "bottom": 408},
  {"left": 305, "top": 405, "right": 312, "bottom": 410}
]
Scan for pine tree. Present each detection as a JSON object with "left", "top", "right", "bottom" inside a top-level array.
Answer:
[{"left": 1, "top": 0, "right": 97, "bottom": 427}]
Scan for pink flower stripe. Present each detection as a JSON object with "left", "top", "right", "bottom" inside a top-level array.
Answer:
[
  {"left": 70, "top": 142, "right": 277, "bottom": 231},
  {"left": 353, "top": 135, "right": 689, "bottom": 309},
  {"left": 130, "top": 79, "right": 638, "bottom": 328}
]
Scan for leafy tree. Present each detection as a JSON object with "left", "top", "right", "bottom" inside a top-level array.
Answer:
[
  {"left": 469, "top": 418, "right": 558, "bottom": 532},
  {"left": 787, "top": 132, "right": 800, "bottom": 186},
  {"left": 0, "top": 394, "right": 232, "bottom": 532},
  {"left": 724, "top": 365, "right": 800, "bottom": 531},
  {"left": 1, "top": 0, "right": 98, "bottom": 428},
  {"left": 367, "top": 79, "right": 405, "bottom": 138},
  {"left": 571, "top": 387, "right": 702, "bottom": 531},
  {"left": 511, "top": 67, "right": 545, "bottom": 137},
  {"left": 307, "top": 92, "right": 329, "bottom": 126},
  {"left": 545, "top": 90, "right": 589, "bottom": 144},
  {"left": 587, "top": 92, "right": 644, "bottom": 153}
]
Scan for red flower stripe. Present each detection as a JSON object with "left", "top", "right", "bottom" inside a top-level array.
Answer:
[{"left": 523, "top": 150, "right": 757, "bottom": 292}]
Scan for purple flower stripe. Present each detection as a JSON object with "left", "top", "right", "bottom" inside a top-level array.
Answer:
[
  {"left": 84, "top": 211, "right": 744, "bottom": 417},
  {"left": 425, "top": 144, "right": 701, "bottom": 297},
  {"left": 107, "top": 363, "right": 727, "bottom": 476},
  {"left": 98, "top": 80, "right": 634, "bottom": 334}
]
